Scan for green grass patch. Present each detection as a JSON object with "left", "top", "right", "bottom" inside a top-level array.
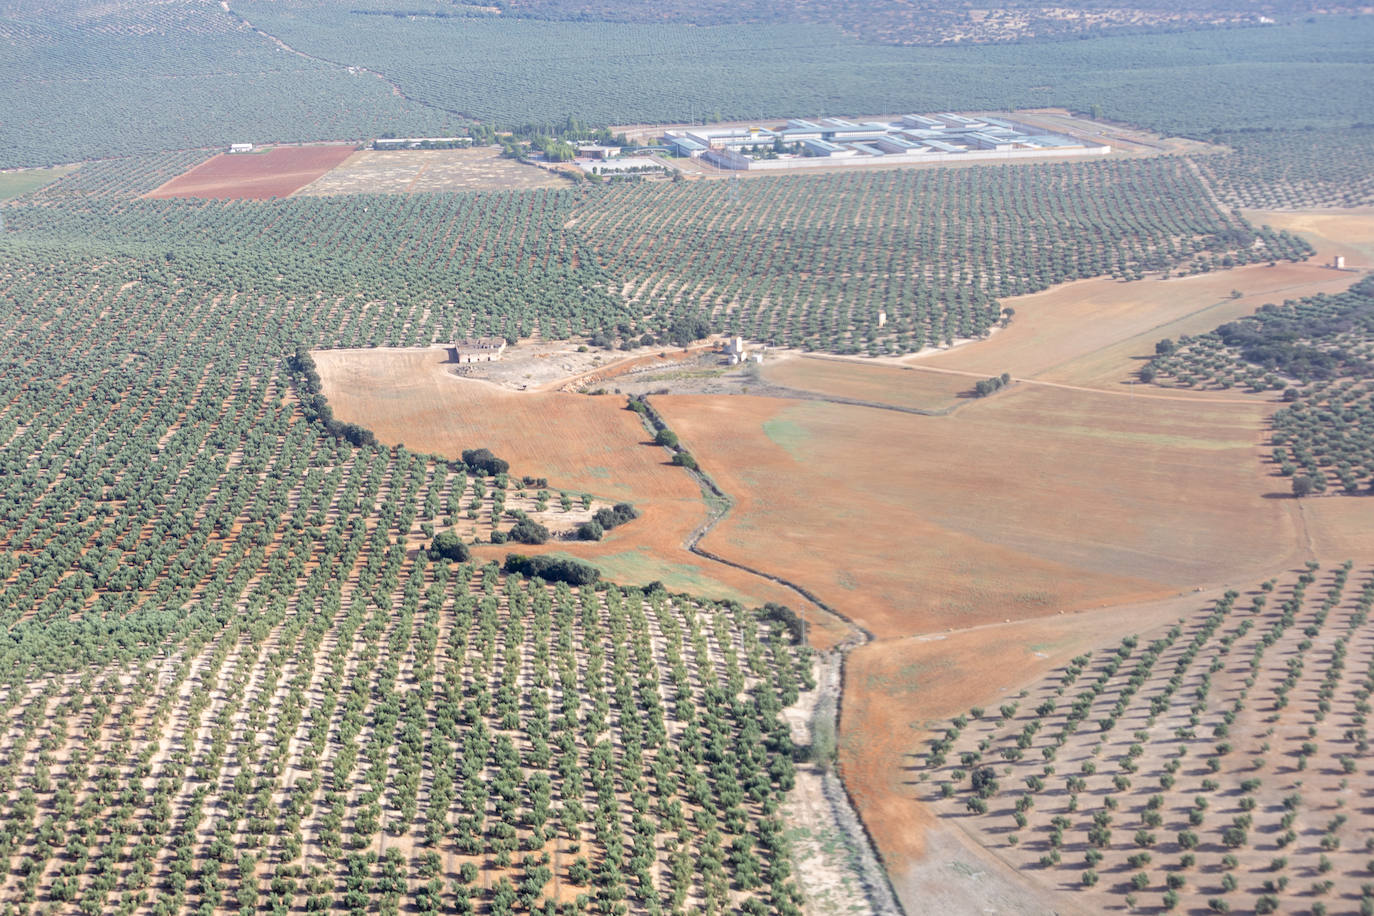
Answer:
[
  {"left": 0, "top": 165, "right": 77, "bottom": 201},
  {"left": 583, "top": 548, "right": 757, "bottom": 603},
  {"left": 762, "top": 410, "right": 814, "bottom": 461}
]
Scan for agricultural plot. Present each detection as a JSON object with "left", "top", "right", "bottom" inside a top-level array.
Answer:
[
  {"left": 0, "top": 166, "right": 77, "bottom": 202},
  {"left": 493, "top": 0, "right": 1287, "bottom": 45},
  {"left": 0, "top": 226, "right": 818, "bottom": 912},
  {"left": 146, "top": 146, "right": 360, "bottom": 200},
  {"left": 1196, "top": 127, "right": 1374, "bottom": 210},
  {"left": 16, "top": 151, "right": 213, "bottom": 201},
  {"left": 651, "top": 384, "right": 1291, "bottom": 642},
  {"left": 1146, "top": 276, "right": 1374, "bottom": 495},
  {"left": 0, "top": 554, "right": 812, "bottom": 914},
  {"left": 912, "top": 259, "right": 1359, "bottom": 389},
  {"left": 4, "top": 189, "right": 624, "bottom": 342},
  {"left": 571, "top": 159, "right": 1309, "bottom": 356},
  {"left": 307, "top": 346, "right": 845, "bottom": 630},
  {"left": 918, "top": 564, "right": 1374, "bottom": 916},
  {"left": 1246, "top": 209, "right": 1374, "bottom": 272},
  {"left": 4, "top": 155, "right": 1307, "bottom": 358},
  {"left": 296, "top": 148, "right": 570, "bottom": 196}
]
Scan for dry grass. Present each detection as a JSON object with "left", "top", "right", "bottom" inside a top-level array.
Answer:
[{"left": 910, "top": 260, "right": 1362, "bottom": 388}]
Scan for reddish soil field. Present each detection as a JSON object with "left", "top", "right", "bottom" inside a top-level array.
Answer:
[
  {"left": 312, "top": 346, "right": 852, "bottom": 649},
  {"left": 654, "top": 384, "right": 1296, "bottom": 641},
  {"left": 145, "top": 145, "right": 357, "bottom": 199}
]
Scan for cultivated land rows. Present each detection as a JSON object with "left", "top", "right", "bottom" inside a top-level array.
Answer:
[{"left": 921, "top": 563, "right": 1374, "bottom": 914}]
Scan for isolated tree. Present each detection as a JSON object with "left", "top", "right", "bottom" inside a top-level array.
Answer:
[{"left": 429, "top": 531, "right": 470, "bottom": 563}]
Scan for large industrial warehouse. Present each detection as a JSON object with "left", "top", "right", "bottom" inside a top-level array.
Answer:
[{"left": 664, "top": 113, "right": 1110, "bottom": 170}]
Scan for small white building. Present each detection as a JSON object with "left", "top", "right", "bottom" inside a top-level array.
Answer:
[
  {"left": 1333, "top": 255, "right": 1346, "bottom": 269},
  {"left": 229, "top": 143, "right": 254, "bottom": 154}
]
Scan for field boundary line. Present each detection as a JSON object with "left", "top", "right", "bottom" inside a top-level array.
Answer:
[{"left": 631, "top": 394, "right": 907, "bottom": 916}]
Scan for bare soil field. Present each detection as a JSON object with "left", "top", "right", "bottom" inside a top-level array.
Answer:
[
  {"left": 294, "top": 146, "right": 570, "bottom": 195},
  {"left": 312, "top": 211, "right": 1374, "bottom": 914},
  {"left": 910, "top": 260, "right": 1363, "bottom": 389},
  {"left": 654, "top": 384, "right": 1296, "bottom": 641},
  {"left": 649, "top": 376, "right": 1374, "bottom": 914},
  {"left": 145, "top": 145, "right": 356, "bottom": 199},
  {"left": 1244, "top": 207, "right": 1374, "bottom": 270},
  {"left": 760, "top": 356, "right": 970, "bottom": 413},
  {"left": 310, "top": 345, "right": 850, "bottom": 646}
]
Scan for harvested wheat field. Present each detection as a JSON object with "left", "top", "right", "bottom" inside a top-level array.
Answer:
[
  {"left": 311, "top": 345, "right": 850, "bottom": 645},
  {"left": 1245, "top": 207, "right": 1374, "bottom": 268},
  {"left": 911, "top": 260, "right": 1362, "bottom": 388},
  {"left": 760, "top": 355, "right": 971, "bottom": 414},
  {"left": 654, "top": 382, "right": 1297, "bottom": 640},
  {"left": 145, "top": 145, "right": 357, "bottom": 199},
  {"left": 296, "top": 147, "right": 570, "bottom": 195}
]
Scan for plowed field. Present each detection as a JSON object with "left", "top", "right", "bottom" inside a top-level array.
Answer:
[{"left": 145, "top": 145, "right": 356, "bottom": 199}]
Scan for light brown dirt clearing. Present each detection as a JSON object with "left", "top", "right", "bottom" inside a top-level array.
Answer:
[{"left": 294, "top": 146, "right": 570, "bottom": 195}]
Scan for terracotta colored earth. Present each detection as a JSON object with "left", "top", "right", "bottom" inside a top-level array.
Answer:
[
  {"left": 315, "top": 210, "right": 1374, "bottom": 914},
  {"left": 312, "top": 346, "right": 852, "bottom": 649},
  {"left": 145, "top": 145, "right": 357, "bottom": 199},
  {"left": 653, "top": 384, "right": 1297, "bottom": 641}
]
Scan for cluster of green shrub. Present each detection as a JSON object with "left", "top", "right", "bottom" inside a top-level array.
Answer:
[
  {"left": 576, "top": 502, "right": 641, "bottom": 541},
  {"left": 973, "top": 373, "right": 1013, "bottom": 397},
  {"left": 502, "top": 553, "right": 602, "bottom": 584},
  {"left": 461, "top": 448, "right": 511, "bottom": 477}
]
